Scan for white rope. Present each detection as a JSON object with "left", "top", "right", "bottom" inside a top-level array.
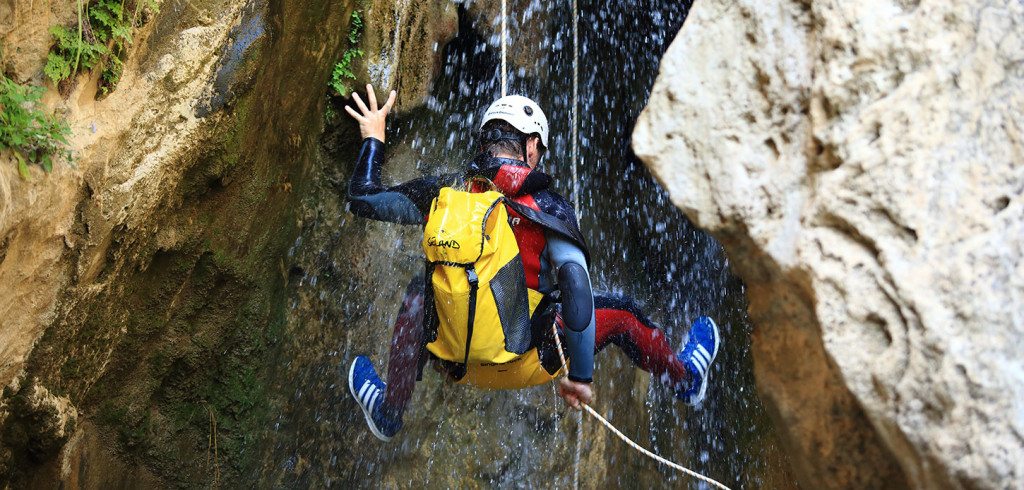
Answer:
[
  {"left": 571, "top": 0, "right": 580, "bottom": 216},
  {"left": 581, "top": 404, "right": 732, "bottom": 490},
  {"left": 550, "top": 321, "right": 732, "bottom": 490},
  {"left": 501, "top": 0, "right": 508, "bottom": 97},
  {"left": 570, "top": 5, "right": 582, "bottom": 489},
  {"left": 573, "top": 406, "right": 582, "bottom": 489}
]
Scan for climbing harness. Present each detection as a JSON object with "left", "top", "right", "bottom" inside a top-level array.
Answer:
[{"left": 550, "top": 322, "right": 733, "bottom": 490}]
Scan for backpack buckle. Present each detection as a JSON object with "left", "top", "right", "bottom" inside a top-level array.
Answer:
[{"left": 466, "top": 267, "right": 479, "bottom": 285}]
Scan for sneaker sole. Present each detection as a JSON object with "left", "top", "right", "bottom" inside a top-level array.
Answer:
[
  {"left": 348, "top": 359, "right": 392, "bottom": 442},
  {"left": 691, "top": 317, "right": 721, "bottom": 405}
]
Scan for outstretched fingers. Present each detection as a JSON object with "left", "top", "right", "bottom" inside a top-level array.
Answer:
[
  {"left": 349, "top": 86, "right": 396, "bottom": 117},
  {"left": 346, "top": 84, "right": 398, "bottom": 142},
  {"left": 352, "top": 91, "right": 370, "bottom": 115},
  {"left": 344, "top": 104, "right": 365, "bottom": 122},
  {"left": 366, "top": 84, "right": 378, "bottom": 112},
  {"left": 382, "top": 90, "right": 397, "bottom": 114}
]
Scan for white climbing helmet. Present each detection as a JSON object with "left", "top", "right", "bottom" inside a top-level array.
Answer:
[{"left": 480, "top": 95, "right": 549, "bottom": 148}]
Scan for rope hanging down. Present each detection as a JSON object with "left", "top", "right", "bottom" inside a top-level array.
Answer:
[
  {"left": 492, "top": 8, "right": 723, "bottom": 488},
  {"left": 501, "top": 0, "right": 508, "bottom": 97},
  {"left": 550, "top": 322, "right": 733, "bottom": 490},
  {"left": 570, "top": 0, "right": 580, "bottom": 216},
  {"left": 497, "top": 0, "right": 579, "bottom": 218},
  {"left": 569, "top": 4, "right": 582, "bottom": 489}
]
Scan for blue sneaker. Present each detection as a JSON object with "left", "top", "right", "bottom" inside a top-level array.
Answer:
[
  {"left": 676, "top": 316, "right": 721, "bottom": 405},
  {"left": 348, "top": 356, "right": 401, "bottom": 441}
]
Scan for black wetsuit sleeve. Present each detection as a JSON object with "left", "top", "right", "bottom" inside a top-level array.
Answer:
[{"left": 347, "top": 137, "right": 442, "bottom": 224}]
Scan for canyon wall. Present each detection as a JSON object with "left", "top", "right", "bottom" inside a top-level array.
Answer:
[
  {"left": 634, "top": 1, "right": 1024, "bottom": 489},
  {"left": 2, "top": 0, "right": 816, "bottom": 486},
  {"left": 0, "top": 0, "right": 455, "bottom": 485}
]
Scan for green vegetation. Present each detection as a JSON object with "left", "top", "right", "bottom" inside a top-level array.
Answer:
[
  {"left": 44, "top": 25, "right": 105, "bottom": 85},
  {"left": 44, "top": 0, "right": 161, "bottom": 95},
  {"left": 328, "top": 10, "right": 364, "bottom": 97},
  {"left": 90, "top": 0, "right": 135, "bottom": 93},
  {"left": 0, "top": 72, "right": 72, "bottom": 178}
]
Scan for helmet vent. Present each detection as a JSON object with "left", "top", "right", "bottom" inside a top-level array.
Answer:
[{"left": 523, "top": 106, "right": 534, "bottom": 116}]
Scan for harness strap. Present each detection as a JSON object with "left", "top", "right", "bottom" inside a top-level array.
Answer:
[
  {"left": 463, "top": 267, "right": 479, "bottom": 368},
  {"left": 504, "top": 200, "right": 590, "bottom": 266}
]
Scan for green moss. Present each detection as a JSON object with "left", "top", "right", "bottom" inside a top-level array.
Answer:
[
  {"left": 99, "top": 400, "right": 153, "bottom": 451},
  {"left": 69, "top": 251, "right": 274, "bottom": 472}
]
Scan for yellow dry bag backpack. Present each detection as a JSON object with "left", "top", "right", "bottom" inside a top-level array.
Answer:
[{"left": 421, "top": 185, "right": 540, "bottom": 373}]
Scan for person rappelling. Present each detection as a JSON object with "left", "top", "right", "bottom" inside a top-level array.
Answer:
[{"left": 342, "top": 84, "right": 723, "bottom": 442}]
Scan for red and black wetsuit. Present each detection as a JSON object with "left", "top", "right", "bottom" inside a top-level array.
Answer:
[{"left": 347, "top": 138, "right": 689, "bottom": 424}]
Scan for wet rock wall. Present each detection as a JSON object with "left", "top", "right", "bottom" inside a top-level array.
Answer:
[
  {"left": 0, "top": 0, "right": 455, "bottom": 486},
  {"left": 635, "top": 1, "right": 1024, "bottom": 489},
  {"left": 1, "top": 0, "right": 799, "bottom": 487}
]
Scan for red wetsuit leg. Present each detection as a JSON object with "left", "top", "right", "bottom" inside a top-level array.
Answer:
[
  {"left": 381, "top": 279, "right": 424, "bottom": 421},
  {"left": 593, "top": 295, "right": 689, "bottom": 392}
]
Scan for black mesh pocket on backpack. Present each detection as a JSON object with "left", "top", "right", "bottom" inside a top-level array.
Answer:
[{"left": 490, "top": 254, "right": 531, "bottom": 355}]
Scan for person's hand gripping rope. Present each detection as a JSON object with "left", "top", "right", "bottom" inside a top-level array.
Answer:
[{"left": 558, "top": 377, "right": 594, "bottom": 411}]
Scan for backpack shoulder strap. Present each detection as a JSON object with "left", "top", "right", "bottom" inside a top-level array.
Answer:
[{"left": 503, "top": 200, "right": 591, "bottom": 266}]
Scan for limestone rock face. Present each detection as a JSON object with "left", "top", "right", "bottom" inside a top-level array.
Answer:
[{"left": 634, "top": 1, "right": 1024, "bottom": 489}]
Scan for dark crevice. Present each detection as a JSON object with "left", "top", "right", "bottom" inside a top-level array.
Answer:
[
  {"left": 820, "top": 211, "right": 883, "bottom": 260},
  {"left": 765, "top": 137, "right": 780, "bottom": 158},
  {"left": 992, "top": 195, "right": 1010, "bottom": 213}
]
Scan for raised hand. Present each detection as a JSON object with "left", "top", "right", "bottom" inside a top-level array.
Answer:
[{"left": 345, "top": 83, "right": 397, "bottom": 143}]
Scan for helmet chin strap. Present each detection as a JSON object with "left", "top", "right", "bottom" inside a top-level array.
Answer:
[{"left": 519, "top": 135, "right": 529, "bottom": 165}]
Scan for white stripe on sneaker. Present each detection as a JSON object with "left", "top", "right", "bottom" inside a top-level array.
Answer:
[
  {"left": 693, "top": 355, "right": 707, "bottom": 374},
  {"left": 358, "top": 381, "right": 372, "bottom": 402},
  {"left": 363, "top": 388, "right": 378, "bottom": 407},
  {"left": 696, "top": 345, "right": 713, "bottom": 370},
  {"left": 367, "top": 391, "right": 380, "bottom": 411},
  {"left": 694, "top": 349, "right": 709, "bottom": 367}
]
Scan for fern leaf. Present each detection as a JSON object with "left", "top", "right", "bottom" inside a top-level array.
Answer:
[
  {"left": 103, "top": 0, "right": 124, "bottom": 18},
  {"left": 16, "top": 152, "right": 30, "bottom": 180},
  {"left": 90, "top": 9, "right": 115, "bottom": 29},
  {"left": 44, "top": 52, "right": 72, "bottom": 84},
  {"left": 112, "top": 24, "right": 133, "bottom": 44}
]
